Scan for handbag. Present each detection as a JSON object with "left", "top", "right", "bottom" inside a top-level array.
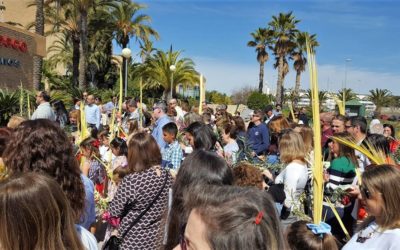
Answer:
[{"left": 102, "top": 172, "right": 168, "bottom": 250}]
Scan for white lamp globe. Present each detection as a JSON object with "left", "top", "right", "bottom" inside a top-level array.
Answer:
[
  {"left": 169, "top": 65, "right": 176, "bottom": 72},
  {"left": 121, "top": 48, "right": 132, "bottom": 59}
]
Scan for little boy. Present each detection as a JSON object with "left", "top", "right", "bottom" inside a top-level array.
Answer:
[{"left": 161, "top": 122, "right": 183, "bottom": 170}]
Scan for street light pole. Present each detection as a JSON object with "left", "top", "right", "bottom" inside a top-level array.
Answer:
[
  {"left": 121, "top": 48, "right": 132, "bottom": 98},
  {"left": 169, "top": 64, "right": 176, "bottom": 100},
  {"left": 344, "top": 58, "right": 351, "bottom": 91}
]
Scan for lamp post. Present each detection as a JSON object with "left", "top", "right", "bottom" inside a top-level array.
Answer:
[
  {"left": 344, "top": 58, "right": 352, "bottom": 91},
  {"left": 169, "top": 64, "right": 176, "bottom": 100},
  {"left": 121, "top": 48, "right": 132, "bottom": 98}
]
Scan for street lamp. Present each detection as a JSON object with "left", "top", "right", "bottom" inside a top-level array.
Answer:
[
  {"left": 121, "top": 48, "right": 132, "bottom": 98},
  {"left": 169, "top": 64, "right": 176, "bottom": 100},
  {"left": 344, "top": 58, "right": 352, "bottom": 90}
]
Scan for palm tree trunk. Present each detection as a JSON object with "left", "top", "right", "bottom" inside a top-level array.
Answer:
[
  {"left": 276, "top": 56, "right": 284, "bottom": 106},
  {"left": 258, "top": 61, "right": 264, "bottom": 93},
  {"left": 294, "top": 69, "right": 301, "bottom": 96},
  {"left": 33, "top": 0, "right": 44, "bottom": 90},
  {"left": 78, "top": 10, "right": 88, "bottom": 89},
  {"left": 72, "top": 34, "right": 80, "bottom": 87}
]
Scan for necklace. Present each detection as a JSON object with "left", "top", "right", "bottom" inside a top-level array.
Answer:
[{"left": 356, "top": 225, "right": 379, "bottom": 243}]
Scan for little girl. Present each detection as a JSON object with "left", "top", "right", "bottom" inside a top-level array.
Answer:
[
  {"left": 286, "top": 220, "right": 339, "bottom": 250},
  {"left": 107, "top": 137, "right": 128, "bottom": 201},
  {"left": 80, "top": 137, "right": 106, "bottom": 195}
]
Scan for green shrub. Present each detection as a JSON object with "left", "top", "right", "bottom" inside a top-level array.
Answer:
[{"left": 246, "top": 92, "right": 273, "bottom": 110}]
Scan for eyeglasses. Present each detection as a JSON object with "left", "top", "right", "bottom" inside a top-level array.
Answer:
[
  {"left": 361, "top": 186, "right": 371, "bottom": 199},
  {"left": 179, "top": 223, "right": 187, "bottom": 250},
  {"left": 331, "top": 125, "right": 340, "bottom": 128},
  {"left": 345, "top": 125, "right": 354, "bottom": 128}
]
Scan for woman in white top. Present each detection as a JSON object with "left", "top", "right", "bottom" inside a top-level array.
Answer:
[
  {"left": 220, "top": 123, "right": 239, "bottom": 165},
  {"left": 269, "top": 130, "right": 308, "bottom": 225},
  {"left": 343, "top": 165, "right": 400, "bottom": 249}
]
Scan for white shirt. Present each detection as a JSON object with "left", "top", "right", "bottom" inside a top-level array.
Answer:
[
  {"left": 31, "top": 102, "right": 56, "bottom": 121},
  {"left": 75, "top": 225, "right": 98, "bottom": 250},
  {"left": 343, "top": 221, "right": 400, "bottom": 250},
  {"left": 275, "top": 161, "right": 308, "bottom": 208}
]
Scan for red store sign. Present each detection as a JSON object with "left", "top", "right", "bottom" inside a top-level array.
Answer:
[{"left": 0, "top": 35, "right": 28, "bottom": 53}]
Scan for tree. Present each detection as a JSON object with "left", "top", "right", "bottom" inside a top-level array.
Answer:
[
  {"left": 337, "top": 88, "right": 357, "bottom": 102},
  {"left": 231, "top": 86, "right": 257, "bottom": 105},
  {"left": 291, "top": 32, "right": 319, "bottom": 100},
  {"left": 247, "top": 28, "right": 273, "bottom": 93},
  {"left": 247, "top": 92, "right": 274, "bottom": 110},
  {"left": 269, "top": 12, "right": 300, "bottom": 106},
  {"left": 305, "top": 89, "right": 328, "bottom": 108},
  {"left": 142, "top": 48, "right": 199, "bottom": 100},
  {"left": 33, "top": 0, "right": 44, "bottom": 90},
  {"left": 206, "top": 90, "right": 232, "bottom": 104},
  {"left": 368, "top": 88, "right": 393, "bottom": 115},
  {"left": 111, "top": 1, "right": 159, "bottom": 89}
]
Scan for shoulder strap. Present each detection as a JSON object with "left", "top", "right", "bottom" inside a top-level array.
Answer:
[{"left": 120, "top": 171, "right": 168, "bottom": 239}]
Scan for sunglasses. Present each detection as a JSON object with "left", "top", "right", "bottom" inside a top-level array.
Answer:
[
  {"left": 361, "top": 186, "right": 371, "bottom": 199},
  {"left": 179, "top": 223, "right": 187, "bottom": 250}
]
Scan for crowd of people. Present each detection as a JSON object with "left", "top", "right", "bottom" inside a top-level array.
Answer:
[{"left": 0, "top": 91, "right": 399, "bottom": 250}]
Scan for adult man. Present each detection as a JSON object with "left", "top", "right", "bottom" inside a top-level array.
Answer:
[
  {"left": 248, "top": 109, "right": 270, "bottom": 157},
  {"left": 84, "top": 95, "right": 101, "bottom": 129},
  {"left": 264, "top": 105, "right": 275, "bottom": 125},
  {"left": 331, "top": 115, "right": 347, "bottom": 134},
  {"left": 298, "top": 107, "right": 309, "bottom": 126},
  {"left": 151, "top": 101, "right": 172, "bottom": 152},
  {"left": 126, "top": 99, "right": 140, "bottom": 122},
  {"left": 320, "top": 112, "right": 334, "bottom": 147},
  {"left": 273, "top": 104, "right": 282, "bottom": 116},
  {"left": 169, "top": 98, "right": 184, "bottom": 121},
  {"left": 346, "top": 116, "right": 370, "bottom": 171},
  {"left": 31, "top": 91, "right": 56, "bottom": 121}
]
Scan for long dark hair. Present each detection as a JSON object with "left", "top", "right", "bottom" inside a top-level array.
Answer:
[
  {"left": 110, "top": 137, "right": 128, "bottom": 157},
  {"left": 3, "top": 119, "right": 85, "bottom": 221},
  {"left": 0, "top": 173, "right": 84, "bottom": 250},
  {"left": 185, "top": 121, "right": 217, "bottom": 151},
  {"left": 165, "top": 149, "right": 233, "bottom": 250}
]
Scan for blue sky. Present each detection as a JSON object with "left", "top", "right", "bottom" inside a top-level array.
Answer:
[{"left": 116, "top": 0, "right": 400, "bottom": 95}]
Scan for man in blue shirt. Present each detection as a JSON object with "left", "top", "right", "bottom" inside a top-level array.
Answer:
[
  {"left": 248, "top": 109, "right": 270, "bottom": 157},
  {"left": 85, "top": 94, "right": 101, "bottom": 129},
  {"left": 151, "top": 101, "right": 172, "bottom": 152}
]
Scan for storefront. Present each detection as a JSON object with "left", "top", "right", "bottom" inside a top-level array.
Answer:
[{"left": 0, "top": 22, "right": 45, "bottom": 90}]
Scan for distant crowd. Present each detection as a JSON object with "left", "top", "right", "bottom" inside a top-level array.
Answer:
[{"left": 0, "top": 90, "right": 399, "bottom": 250}]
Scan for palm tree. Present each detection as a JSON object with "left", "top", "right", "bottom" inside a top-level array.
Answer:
[
  {"left": 247, "top": 28, "right": 273, "bottom": 93},
  {"left": 305, "top": 89, "right": 328, "bottom": 108},
  {"left": 291, "top": 32, "right": 319, "bottom": 100},
  {"left": 368, "top": 88, "right": 392, "bottom": 115},
  {"left": 269, "top": 11, "right": 300, "bottom": 106},
  {"left": 111, "top": 1, "right": 159, "bottom": 88},
  {"left": 139, "top": 40, "right": 156, "bottom": 62},
  {"left": 33, "top": 0, "right": 44, "bottom": 90},
  {"left": 337, "top": 88, "right": 357, "bottom": 102},
  {"left": 142, "top": 48, "right": 199, "bottom": 100}
]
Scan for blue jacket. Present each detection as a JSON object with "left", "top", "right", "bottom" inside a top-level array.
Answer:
[
  {"left": 247, "top": 122, "right": 270, "bottom": 155},
  {"left": 151, "top": 115, "right": 172, "bottom": 152}
]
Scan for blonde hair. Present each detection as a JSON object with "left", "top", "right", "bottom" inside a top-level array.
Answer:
[
  {"left": 299, "top": 126, "right": 314, "bottom": 154},
  {"left": 360, "top": 165, "right": 400, "bottom": 230},
  {"left": 279, "top": 131, "right": 307, "bottom": 163},
  {"left": 7, "top": 115, "right": 26, "bottom": 129}
]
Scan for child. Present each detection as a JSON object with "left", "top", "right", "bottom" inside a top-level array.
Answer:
[
  {"left": 107, "top": 137, "right": 128, "bottom": 201},
  {"left": 161, "top": 122, "right": 183, "bottom": 170},
  {"left": 286, "top": 220, "right": 339, "bottom": 250},
  {"left": 80, "top": 137, "right": 106, "bottom": 195}
]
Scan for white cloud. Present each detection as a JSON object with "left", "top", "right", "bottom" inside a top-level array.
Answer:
[{"left": 194, "top": 56, "right": 400, "bottom": 96}]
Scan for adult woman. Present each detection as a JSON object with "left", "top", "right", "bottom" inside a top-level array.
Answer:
[
  {"left": 220, "top": 123, "right": 239, "bottom": 165},
  {"left": 108, "top": 132, "right": 173, "bottom": 249},
  {"left": 184, "top": 121, "right": 217, "bottom": 151},
  {"left": 323, "top": 132, "right": 357, "bottom": 239},
  {"left": 272, "top": 130, "right": 308, "bottom": 223},
  {"left": 52, "top": 99, "right": 69, "bottom": 128},
  {"left": 0, "top": 173, "right": 96, "bottom": 250},
  {"left": 165, "top": 149, "right": 234, "bottom": 250},
  {"left": 383, "top": 123, "right": 399, "bottom": 153},
  {"left": 343, "top": 165, "right": 400, "bottom": 249},
  {"left": 3, "top": 119, "right": 86, "bottom": 222},
  {"left": 173, "top": 184, "right": 285, "bottom": 250}
]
